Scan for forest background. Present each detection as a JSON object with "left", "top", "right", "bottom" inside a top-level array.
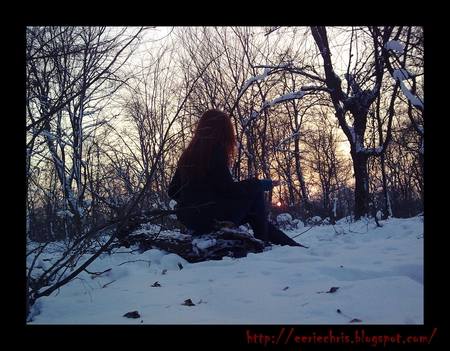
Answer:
[{"left": 25, "top": 26, "right": 424, "bottom": 310}]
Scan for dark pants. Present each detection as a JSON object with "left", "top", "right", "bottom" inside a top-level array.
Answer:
[
  {"left": 231, "top": 190, "right": 267, "bottom": 227},
  {"left": 187, "top": 190, "right": 270, "bottom": 235}
]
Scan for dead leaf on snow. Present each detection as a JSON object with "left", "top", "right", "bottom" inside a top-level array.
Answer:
[
  {"left": 182, "top": 299, "right": 195, "bottom": 306},
  {"left": 123, "top": 311, "right": 140, "bottom": 319},
  {"left": 327, "top": 286, "right": 340, "bottom": 293},
  {"left": 317, "top": 286, "right": 340, "bottom": 294}
]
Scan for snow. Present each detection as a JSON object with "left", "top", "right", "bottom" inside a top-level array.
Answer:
[
  {"left": 264, "top": 91, "right": 306, "bottom": 108},
  {"left": 238, "top": 68, "right": 270, "bottom": 99},
  {"left": 384, "top": 40, "right": 404, "bottom": 55},
  {"left": 384, "top": 40, "right": 424, "bottom": 110},
  {"left": 393, "top": 69, "right": 414, "bottom": 81},
  {"left": 27, "top": 217, "right": 423, "bottom": 325},
  {"left": 277, "top": 213, "right": 292, "bottom": 223},
  {"left": 392, "top": 69, "right": 424, "bottom": 109}
]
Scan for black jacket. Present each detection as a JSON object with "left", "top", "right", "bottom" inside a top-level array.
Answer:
[{"left": 168, "top": 143, "right": 262, "bottom": 232}]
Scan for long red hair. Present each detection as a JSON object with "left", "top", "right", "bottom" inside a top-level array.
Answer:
[{"left": 178, "top": 109, "right": 236, "bottom": 181}]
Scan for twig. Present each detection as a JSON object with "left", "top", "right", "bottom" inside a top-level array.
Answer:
[
  {"left": 264, "top": 26, "right": 282, "bottom": 36},
  {"left": 117, "top": 259, "right": 151, "bottom": 267},
  {"left": 78, "top": 277, "right": 95, "bottom": 291},
  {"left": 337, "top": 309, "right": 362, "bottom": 323},
  {"left": 99, "top": 280, "right": 116, "bottom": 288},
  {"left": 290, "top": 225, "right": 314, "bottom": 239},
  {"left": 85, "top": 268, "right": 112, "bottom": 278}
]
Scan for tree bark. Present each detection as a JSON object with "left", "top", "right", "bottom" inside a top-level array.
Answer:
[
  {"left": 117, "top": 225, "right": 266, "bottom": 263},
  {"left": 351, "top": 150, "right": 370, "bottom": 220}
]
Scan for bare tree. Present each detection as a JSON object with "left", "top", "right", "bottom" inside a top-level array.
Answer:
[
  {"left": 232, "top": 26, "right": 423, "bottom": 220},
  {"left": 304, "top": 106, "right": 351, "bottom": 223},
  {"left": 121, "top": 34, "right": 193, "bottom": 216},
  {"left": 26, "top": 26, "right": 147, "bottom": 318},
  {"left": 26, "top": 26, "right": 146, "bottom": 239},
  {"left": 308, "top": 26, "right": 423, "bottom": 220}
]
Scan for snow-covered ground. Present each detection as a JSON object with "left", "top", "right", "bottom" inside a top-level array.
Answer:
[{"left": 27, "top": 216, "right": 423, "bottom": 325}]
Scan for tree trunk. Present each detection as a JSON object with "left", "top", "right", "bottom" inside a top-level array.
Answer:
[
  {"left": 351, "top": 150, "right": 370, "bottom": 220},
  {"left": 294, "top": 134, "right": 311, "bottom": 216},
  {"left": 380, "top": 153, "right": 393, "bottom": 219}
]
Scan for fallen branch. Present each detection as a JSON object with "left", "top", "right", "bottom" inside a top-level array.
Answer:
[{"left": 116, "top": 223, "right": 265, "bottom": 263}]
